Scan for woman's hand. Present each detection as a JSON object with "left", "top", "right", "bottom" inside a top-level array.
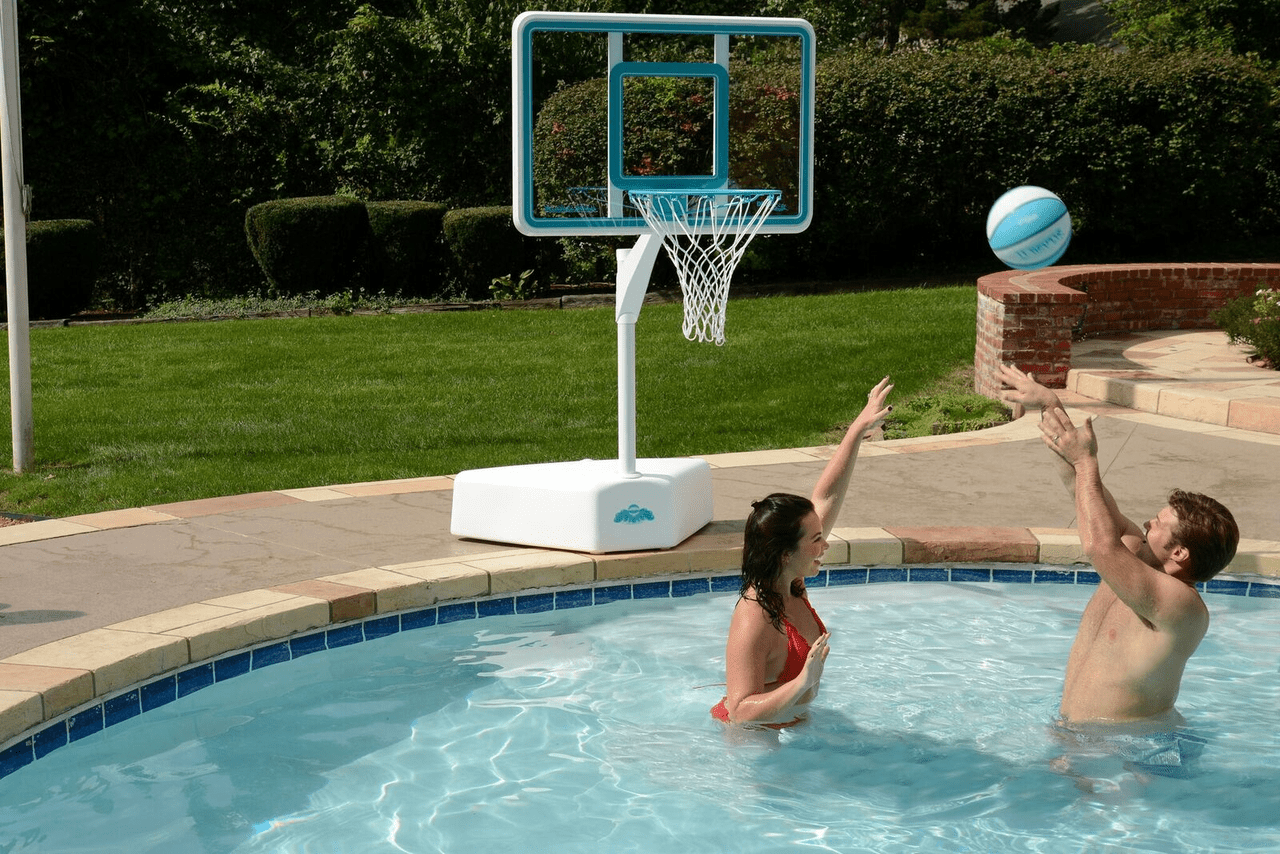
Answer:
[
  {"left": 852, "top": 376, "right": 894, "bottom": 439},
  {"left": 799, "top": 632, "right": 831, "bottom": 692},
  {"left": 997, "top": 363, "right": 1060, "bottom": 411}
]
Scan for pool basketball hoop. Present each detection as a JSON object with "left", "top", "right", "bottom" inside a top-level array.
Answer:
[
  {"left": 630, "top": 189, "right": 781, "bottom": 346},
  {"left": 451, "top": 11, "right": 814, "bottom": 552}
]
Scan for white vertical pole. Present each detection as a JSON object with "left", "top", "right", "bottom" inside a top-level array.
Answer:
[
  {"left": 0, "top": 0, "right": 31, "bottom": 473},
  {"left": 615, "top": 233, "right": 660, "bottom": 478}
]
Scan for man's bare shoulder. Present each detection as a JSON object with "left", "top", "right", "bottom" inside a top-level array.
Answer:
[{"left": 1161, "top": 579, "right": 1210, "bottom": 639}]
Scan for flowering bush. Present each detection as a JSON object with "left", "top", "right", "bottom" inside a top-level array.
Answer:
[{"left": 1212, "top": 288, "right": 1280, "bottom": 369}]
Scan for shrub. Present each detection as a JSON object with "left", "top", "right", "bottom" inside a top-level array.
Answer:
[
  {"left": 244, "top": 196, "right": 374, "bottom": 296},
  {"left": 532, "top": 53, "right": 809, "bottom": 284},
  {"left": 366, "top": 201, "right": 449, "bottom": 299},
  {"left": 806, "top": 43, "right": 1280, "bottom": 275},
  {"left": 1212, "top": 288, "right": 1280, "bottom": 368},
  {"left": 533, "top": 42, "right": 1280, "bottom": 282},
  {"left": 0, "top": 219, "right": 100, "bottom": 320},
  {"left": 442, "top": 206, "right": 547, "bottom": 301}
]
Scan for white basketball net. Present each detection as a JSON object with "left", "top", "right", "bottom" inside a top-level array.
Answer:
[{"left": 629, "top": 190, "right": 781, "bottom": 346}]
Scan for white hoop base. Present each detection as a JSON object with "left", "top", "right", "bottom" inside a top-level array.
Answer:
[{"left": 450, "top": 457, "right": 712, "bottom": 553}]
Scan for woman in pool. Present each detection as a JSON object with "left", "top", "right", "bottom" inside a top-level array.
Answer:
[{"left": 712, "top": 376, "right": 893, "bottom": 726}]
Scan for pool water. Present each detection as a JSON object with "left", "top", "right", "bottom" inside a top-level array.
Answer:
[{"left": 1, "top": 581, "right": 1278, "bottom": 853}]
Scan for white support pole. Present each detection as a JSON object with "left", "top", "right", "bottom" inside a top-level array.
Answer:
[
  {"left": 615, "top": 233, "right": 661, "bottom": 478},
  {"left": 0, "top": 0, "right": 32, "bottom": 473}
]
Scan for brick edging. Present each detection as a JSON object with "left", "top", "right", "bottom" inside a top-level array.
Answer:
[{"left": 974, "top": 263, "right": 1280, "bottom": 399}]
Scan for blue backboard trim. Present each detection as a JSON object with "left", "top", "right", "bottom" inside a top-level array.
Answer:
[
  {"left": 512, "top": 12, "right": 815, "bottom": 237},
  {"left": 608, "top": 62, "right": 730, "bottom": 191}
]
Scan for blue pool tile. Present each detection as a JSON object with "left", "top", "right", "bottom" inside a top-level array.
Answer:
[
  {"left": 868, "top": 567, "right": 908, "bottom": 584},
  {"left": 32, "top": 723, "right": 66, "bottom": 760},
  {"left": 177, "top": 664, "right": 214, "bottom": 698},
  {"left": 1075, "top": 570, "right": 1101, "bottom": 586},
  {"left": 478, "top": 597, "right": 515, "bottom": 618},
  {"left": 290, "top": 632, "right": 327, "bottom": 658},
  {"left": 828, "top": 567, "right": 868, "bottom": 586},
  {"left": 993, "top": 568, "right": 1033, "bottom": 584},
  {"left": 1206, "top": 579, "right": 1249, "bottom": 597},
  {"left": 1034, "top": 568, "right": 1077, "bottom": 584},
  {"left": 68, "top": 706, "right": 103, "bottom": 743},
  {"left": 327, "top": 624, "right": 364, "bottom": 648},
  {"left": 401, "top": 608, "right": 437, "bottom": 631},
  {"left": 672, "top": 578, "right": 710, "bottom": 598},
  {"left": 104, "top": 691, "right": 141, "bottom": 728},
  {"left": 439, "top": 602, "right": 477, "bottom": 624},
  {"left": 555, "top": 588, "right": 594, "bottom": 610},
  {"left": 216, "top": 652, "right": 251, "bottom": 682},
  {"left": 951, "top": 567, "right": 991, "bottom": 582},
  {"left": 1250, "top": 582, "right": 1280, "bottom": 598},
  {"left": 595, "top": 585, "right": 632, "bottom": 605},
  {"left": 909, "top": 567, "right": 949, "bottom": 583},
  {"left": 140, "top": 677, "right": 176, "bottom": 712},
  {"left": 364, "top": 615, "right": 401, "bottom": 639},
  {"left": 516, "top": 592, "right": 555, "bottom": 613},
  {"left": 252, "top": 643, "right": 291, "bottom": 670},
  {"left": 709, "top": 574, "right": 740, "bottom": 593},
  {"left": 0, "top": 739, "right": 33, "bottom": 779},
  {"left": 633, "top": 581, "right": 671, "bottom": 600}
]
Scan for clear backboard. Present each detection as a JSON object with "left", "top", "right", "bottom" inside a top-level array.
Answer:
[{"left": 512, "top": 11, "right": 815, "bottom": 237}]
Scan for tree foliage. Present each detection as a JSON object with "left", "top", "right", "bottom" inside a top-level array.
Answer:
[
  {"left": 1108, "top": 0, "right": 1280, "bottom": 61},
  {"left": 14, "top": 0, "right": 1280, "bottom": 308}
]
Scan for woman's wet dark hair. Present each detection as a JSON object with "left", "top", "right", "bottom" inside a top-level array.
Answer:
[{"left": 741, "top": 492, "right": 814, "bottom": 630}]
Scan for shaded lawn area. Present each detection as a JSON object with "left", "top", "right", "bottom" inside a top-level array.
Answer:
[{"left": 0, "top": 287, "right": 980, "bottom": 517}]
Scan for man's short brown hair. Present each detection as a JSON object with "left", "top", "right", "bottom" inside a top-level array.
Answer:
[{"left": 1168, "top": 490, "right": 1239, "bottom": 583}]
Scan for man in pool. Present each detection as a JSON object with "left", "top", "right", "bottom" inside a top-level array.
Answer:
[{"left": 999, "top": 365, "right": 1238, "bottom": 755}]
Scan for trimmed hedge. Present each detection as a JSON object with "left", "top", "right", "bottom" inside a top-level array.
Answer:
[
  {"left": 245, "top": 196, "right": 374, "bottom": 296},
  {"left": 805, "top": 43, "right": 1280, "bottom": 274},
  {"left": 533, "top": 55, "right": 804, "bottom": 283},
  {"left": 244, "top": 199, "right": 550, "bottom": 302},
  {"left": 0, "top": 219, "right": 100, "bottom": 320},
  {"left": 442, "top": 206, "right": 540, "bottom": 301},
  {"left": 241, "top": 45, "right": 1280, "bottom": 298},
  {"left": 534, "top": 43, "right": 1280, "bottom": 280},
  {"left": 366, "top": 201, "right": 449, "bottom": 299}
]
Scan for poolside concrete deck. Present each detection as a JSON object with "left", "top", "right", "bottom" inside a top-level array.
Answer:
[{"left": 1, "top": 327, "right": 1278, "bottom": 743}]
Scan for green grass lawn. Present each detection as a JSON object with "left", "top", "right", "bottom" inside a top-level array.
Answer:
[{"left": 0, "top": 286, "right": 1005, "bottom": 518}]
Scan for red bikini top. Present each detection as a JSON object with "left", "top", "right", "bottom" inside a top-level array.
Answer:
[{"left": 776, "top": 596, "right": 827, "bottom": 684}]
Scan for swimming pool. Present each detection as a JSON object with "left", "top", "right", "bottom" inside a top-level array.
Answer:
[{"left": 1, "top": 568, "right": 1278, "bottom": 852}]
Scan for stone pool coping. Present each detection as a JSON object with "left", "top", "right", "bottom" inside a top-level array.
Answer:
[
  {"left": 2, "top": 322, "right": 1278, "bottom": 772},
  {"left": 2, "top": 522, "right": 1278, "bottom": 756},
  {"left": 2, "top": 554, "right": 1278, "bottom": 781}
]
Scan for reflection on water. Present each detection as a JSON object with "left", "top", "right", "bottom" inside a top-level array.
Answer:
[{"left": 0, "top": 581, "right": 1277, "bottom": 853}]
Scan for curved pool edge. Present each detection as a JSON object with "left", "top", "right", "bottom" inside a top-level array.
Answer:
[
  {"left": 3, "top": 398, "right": 1279, "bottom": 781},
  {"left": 1, "top": 523, "right": 1277, "bottom": 780}
]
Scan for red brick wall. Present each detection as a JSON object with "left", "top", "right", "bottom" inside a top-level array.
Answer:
[{"left": 974, "top": 263, "right": 1280, "bottom": 399}]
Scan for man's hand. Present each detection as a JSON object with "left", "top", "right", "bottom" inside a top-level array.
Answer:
[
  {"left": 1039, "top": 406, "right": 1098, "bottom": 466},
  {"left": 998, "top": 363, "right": 1061, "bottom": 412}
]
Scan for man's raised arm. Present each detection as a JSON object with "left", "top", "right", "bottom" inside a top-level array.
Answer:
[
  {"left": 1000, "top": 364, "right": 1144, "bottom": 550},
  {"left": 1038, "top": 407, "right": 1199, "bottom": 630}
]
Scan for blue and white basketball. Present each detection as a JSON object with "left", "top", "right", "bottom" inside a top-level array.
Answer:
[{"left": 986, "top": 186, "right": 1071, "bottom": 270}]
